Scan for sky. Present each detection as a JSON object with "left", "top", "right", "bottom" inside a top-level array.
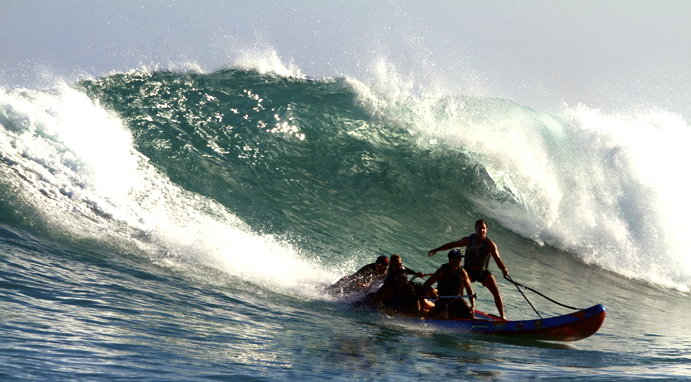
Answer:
[{"left": 1, "top": 0, "right": 690, "bottom": 118}]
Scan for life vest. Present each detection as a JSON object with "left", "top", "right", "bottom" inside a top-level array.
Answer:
[
  {"left": 436, "top": 263, "right": 465, "bottom": 296},
  {"left": 463, "top": 234, "right": 492, "bottom": 272}
]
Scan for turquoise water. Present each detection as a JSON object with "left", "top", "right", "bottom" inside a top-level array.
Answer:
[{"left": 0, "top": 68, "right": 690, "bottom": 380}]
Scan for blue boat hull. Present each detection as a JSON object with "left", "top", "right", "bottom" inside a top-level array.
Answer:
[{"left": 417, "top": 304, "right": 606, "bottom": 342}]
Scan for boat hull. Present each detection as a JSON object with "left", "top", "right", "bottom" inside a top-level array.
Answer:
[{"left": 419, "top": 304, "right": 606, "bottom": 342}]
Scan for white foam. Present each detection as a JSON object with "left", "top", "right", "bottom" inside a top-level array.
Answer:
[
  {"left": 346, "top": 62, "right": 691, "bottom": 291},
  {"left": 469, "top": 104, "right": 691, "bottom": 292},
  {"left": 0, "top": 83, "right": 332, "bottom": 295},
  {"left": 231, "top": 45, "right": 305, "bottom": 79}
]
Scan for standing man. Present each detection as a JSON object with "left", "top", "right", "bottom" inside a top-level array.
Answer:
[{"left": 428, "top": 219, "right": 509, "bottom": 320}]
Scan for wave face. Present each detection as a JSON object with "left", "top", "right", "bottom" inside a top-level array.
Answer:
[{"left": 1, "top": 68, "right": 689, "bottom": 292}]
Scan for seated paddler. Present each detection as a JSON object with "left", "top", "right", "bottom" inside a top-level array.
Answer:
[
  {"left": 423, "top": 249, "right": 475, "bottom": 319},
  {"left": 375, "top": 268, "right": 422, "bottom": 315},
  {"left": 326, "top": 255, "right": 389, "bottom": 296}
]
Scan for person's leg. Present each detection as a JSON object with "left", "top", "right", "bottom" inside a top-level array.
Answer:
[
  {"left": 434, "top": 299, "right": 450, "bottom": 319},
  {"left": 482, "top": 274, "right": 505, "bottom": 320}
]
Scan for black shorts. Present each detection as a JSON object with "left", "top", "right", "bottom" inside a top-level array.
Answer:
[{"left": 465, "top": 269, "right": 491, "bottom": 283}]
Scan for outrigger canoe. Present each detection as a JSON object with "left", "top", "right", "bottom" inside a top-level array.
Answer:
[{"left": 414, "top": 303, "right": 606, "bottom": 342}]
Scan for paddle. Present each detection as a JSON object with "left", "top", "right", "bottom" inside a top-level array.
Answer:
[
  {"left": 419, "top": 293, "right": 477, "bottom": 300},
  {"left": 437, "top": 294, "right": 477, "bottom": 299},
  {"left": 409, "top": 273, "right": 434, "bottom": 281},
  {"left": 504, "top": 274, "right": 580, "bottom": 318}
]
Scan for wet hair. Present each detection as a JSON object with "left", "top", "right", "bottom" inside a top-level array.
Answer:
[{"left": 475, "top": 219, "right": 488, "bottom": 228}]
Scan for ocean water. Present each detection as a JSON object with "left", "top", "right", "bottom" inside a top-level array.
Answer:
[{"left": 1, "top": 67, "right": 690, "bottom": 380}]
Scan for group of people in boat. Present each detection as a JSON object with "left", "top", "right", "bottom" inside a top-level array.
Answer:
[{"left": 327, "top": 219, "right": 509, "bottom": 320}]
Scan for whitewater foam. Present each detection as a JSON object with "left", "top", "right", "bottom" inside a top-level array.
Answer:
[
  {"left": 0, "top": 83, "right": 332, "bottom": 294},
  {"left": 348, "top": 65, "right": 691, "bottom": 291},
  {"left": 4, "top": 61, "right": 688, "bottom": 293},
  {"left": 231, "top": 46, "right": 305, "bottom": 79}
]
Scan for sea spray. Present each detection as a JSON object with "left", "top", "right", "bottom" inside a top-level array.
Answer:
[
  {"left": 0, "top": 83, "right": 332, "bottom": 293},
  {"left": 557, "top": 106, "right": 691, "bottom": 289},
  {"left": 6, "top": 64, "right": 687, "bottom": 292},
  {"left": 349, "top": 66, "right": 691, "bottom": 291}
]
